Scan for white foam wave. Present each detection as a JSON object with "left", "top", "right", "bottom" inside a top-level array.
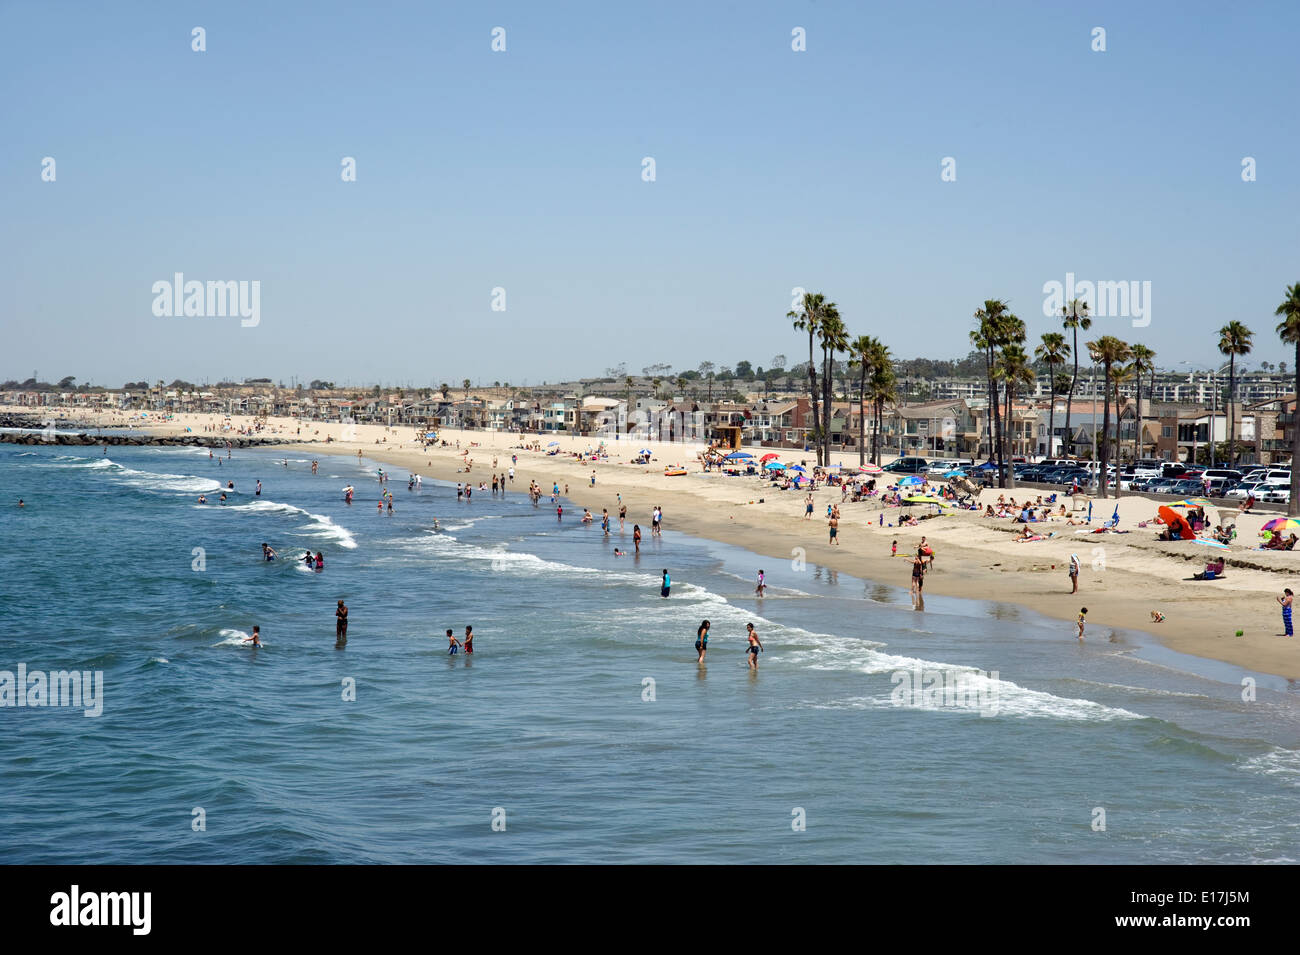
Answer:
[
  {"left": 223, "top": 499, "right": 358, "bottom": 548},
  {"left": 214, "top": 628, "right": 264, "bottom": 647},
  {"left": 1242, "top": 747, "right": 1300, "bottom": 785}
]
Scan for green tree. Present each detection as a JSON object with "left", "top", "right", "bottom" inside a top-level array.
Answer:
[
  {"left": 1273, "top": 283, "right": 1300, "bottom": 515},
  {"left": 788, "top": 293, "right": 832, "bottom": 463},
  {"left": 1129, "top": 344, "right": 1156, "bottom": 463},
  {"left": 1086, "top": 336, "right": 1132, "bottom": 499},
  {"left": 1217, "top": 321, "right": 1254, "bottom": 469},
  {"left": 1061, "top": 300, "right": 1092, "bottom": 459},
  {"left": 1035, "top": 332, "right": 1070, "bottom": 459},
  {"left": 818, "top": 307, "right": 848, "bottom": 463}
]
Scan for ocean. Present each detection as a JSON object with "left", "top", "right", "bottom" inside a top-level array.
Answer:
[{"left": 1, "top": 443, "right": 1298, "bottom": 863}]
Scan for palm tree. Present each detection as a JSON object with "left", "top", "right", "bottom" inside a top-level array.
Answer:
[
  {"left": 972, "top": 299, "right": 1013, "bottom": 481},
  {"left": 818, "top": 307, "right": 848, "bottom": 463},
  {"left": 994, "top": 339, "right": 1033, "bottom": 487},
  {"left": 1129, "top": 344, "right": 1156, "bottom": 463},
  {"left": 1062, "top": 300, "right": 1092, "bottom": 459},
  {"left": 788, "top": 293, "right": 829, "bottom": 464},
  {"left": 1086, "top": 336, "right": 1132, "bottom": 499},
  {"left": 1110, "top": 362, "right": 1134, "bottom": 478},
  {"left": 868, "top": 342, "right": 896, "bottom": 465},
  {"left": 1218, "top": 321, "right": 1254, "bottom": 469},
  {"left": 440, "top": 382, "right": 450, "bottom": 399},
  {"left": 1035, "top": 332, "right": 1069, "bottom": 460},
  {"left": 1274, "top": 283, "right": 1300, "bottom": 515},
  {"left": 849, "top": 334, "right": 879, "bottom": 465}
]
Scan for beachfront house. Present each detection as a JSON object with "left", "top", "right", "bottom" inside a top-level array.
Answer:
[{"left": 882, "top": 400, "right": 978, "bottom": 457}]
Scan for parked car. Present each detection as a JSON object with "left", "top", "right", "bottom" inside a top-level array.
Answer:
[
  {"left": 1146, "top": 478, "right": 1179, "bottom": 494},
  {"left": 1203, "top": 476, "right": 1237, "bottom": 497},
  {"left": 1224, "top": 481, "right": 1268, "bottom": 500},
  {"left": 1259, "top": 486, "right": 1291, "bottom": 504},
  {"left": 1168, "top": 478, "right": 1208, "bottom": 496},
  {"left": 883, "top": 457, "right": 930, "bottom": 474}
]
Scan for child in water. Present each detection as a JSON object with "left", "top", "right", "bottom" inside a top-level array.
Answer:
[
  {"left": 1077, "top": 608, "right": 1087, "bottom": 642},
  {"left": 463, "top": 625, "right": 474, "bottom": 654},
  {"left": 447, "top": 629, "right": 461, "bottom": 655},
  {"left": 244, "top": 626, "right": 262, "bottom": 647}
]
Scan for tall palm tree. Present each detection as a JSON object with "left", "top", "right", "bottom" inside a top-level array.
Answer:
[
  {"left": 1110, "top": 362, "right": 1134, "bottom": 480},
  {"left": 994, "top": 340, "right": 1033, "bottom": 487},
  {"left": 1274, "top": 283, "right": 1300, "bottom": 515},
  {"left": 868, "top": 343, "right": 896, "bottom": 465},
  {"left": 972, "top": 299, "right": 1013, "bottom": 482},
  {"left": 818, "top": 307, "right": 848, "bottom": 463},
  {"left": 1129, "top": 344, "right": 1156, "bottom": 463},
  {"left": 849, "top": 335, "right": 882, "bottom": 465},
  {"left": 788, "top": 293, "right": 829, "bottom": 464},
  {"left": 1035, "top": 332, "right": 1069, "bottom": 460},
  {"left": 1086, "top": 336, "right": 1132, "bottom": 499},
  {"left": 1218, "top": 321, "right": 1254, "bottom": 469},
  {"left": 1062, "top": 300, "right": 1092, "bottom": 459}
]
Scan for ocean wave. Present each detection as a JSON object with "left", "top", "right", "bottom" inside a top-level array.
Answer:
[
  {"left": 214, "top": 629, "right": 264, "bottom": 648},
  {"left": 1242, "top": 747, "right": 1300, "bottom": 785},
  {"left": 221, "top": 499, "right": 357, "bottom": 548}
]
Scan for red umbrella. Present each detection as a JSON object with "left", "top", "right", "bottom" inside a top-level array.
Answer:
[{"left": 759, "top": 453, "right": 781, "bottom": 462}]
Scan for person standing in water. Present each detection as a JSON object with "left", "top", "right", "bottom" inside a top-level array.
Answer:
[
  {"left": 755, "top": 569, "right": 766, "bottom": 597},
  {"left": 1077, "top": 607, "right": 1088, "bottom": 642},
  {"left": 695, "top": 620, "right": 710, "bottom": 663},
  {"left": 447, "top": 629, "right": 461, "bottom": 655},
  {"left": 745, "top": 623, "right": 763, "bottom": 669},
  {"left": 661, "top": 569, "right": 671, "bottom": 597},
  {"left": 243, "top": 625, "right": 262, "bottom": 647},
  {"left": 336, "top": 600, "right": 349, "bottom": 644},
  {"left": 633, "top": 524, "right": 642, "bottom": 554},
  {"left": 463, "top": 625, "right": 474, "bottom": 654},
  {"left": 255, "top": 480, "right": 262, "bottom": 496}
]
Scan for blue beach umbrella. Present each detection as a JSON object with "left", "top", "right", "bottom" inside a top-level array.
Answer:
[
  {"left": 724, "top": 451, "right": 754, "bottom": 461},
  {"left": 764, "top": 461, "right": 786, "bottom": 470},
  {"left": 547, "top": 441, "right": 559, "bottom": 447},
  {"left": 944, "top": 469, "right": 966, "bottom": 477},
  {"left": 787, "top": 465, "right": 806, "bottom": 472},
  {"left": 975, "top": 461, "right": 997, "bottom": 470},
  {"left": 639, "top": 449, "right": 652, "bottom": 456},
  {"left": 897, "top": 475, "right": 924, "bottom": 486}
]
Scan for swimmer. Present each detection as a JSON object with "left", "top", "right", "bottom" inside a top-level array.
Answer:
[
  {"left": 244, "top": 625, "right": 262, "bottom": 647},
  {"left": 315, "top": 551, "right": 324, "bottom": 571},
  {"left": 463, "top": 625, "right": 474, "bottom": 654},
  {"left": 447, "top": 629, "right": 461, "bottom": 655},
  {"left": 262, "top": 542, "right": 277, "bottom": 561},
  {"left": 745, "top": 623, "right": 763, "bottom": 668},
  {"left": 304, "top": 551, "right": 314, "bottom": 567},
  {"left": 613, "top": 548, "right": 626, "bottom": 556},
  {"left": 255, "top": 480, "right": 262, "bottom": 496}
]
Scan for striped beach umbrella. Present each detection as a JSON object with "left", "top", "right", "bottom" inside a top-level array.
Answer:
[{"left": 1260, "top": 517, "right": 1300, "bottom": 532}]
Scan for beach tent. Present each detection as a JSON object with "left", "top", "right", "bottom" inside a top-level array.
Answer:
[{"left": 1157, "top": 505, "right": 1195, "bottom": 540}]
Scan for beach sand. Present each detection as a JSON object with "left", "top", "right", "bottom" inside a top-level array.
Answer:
[{"left": 30, "top": 406, "right": 1300, "bottom": 680}]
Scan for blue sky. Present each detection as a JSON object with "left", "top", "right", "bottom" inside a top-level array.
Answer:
[{"left": 2, "top": 0, "right": 1297, "bottom": 389}]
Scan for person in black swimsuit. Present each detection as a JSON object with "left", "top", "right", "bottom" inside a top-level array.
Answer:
[
  {"left": 695, "top": 619, "right": 710, "bottom": 663},
  {"left": 336, "top": 599, "right": 348, "bottom": 644}
]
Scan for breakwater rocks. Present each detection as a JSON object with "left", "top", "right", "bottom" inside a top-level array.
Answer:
[{"left": 1, "top": 429, "right": 298, "bottom": 449}]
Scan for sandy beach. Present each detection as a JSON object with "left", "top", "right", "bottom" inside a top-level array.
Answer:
[{"left": 28, "top": 406, "right": 1300, "bottom": 680}]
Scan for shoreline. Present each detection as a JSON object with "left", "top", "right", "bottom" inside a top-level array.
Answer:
[{"left": 23, "top": 405, "right": 1298, "bottom": 681}]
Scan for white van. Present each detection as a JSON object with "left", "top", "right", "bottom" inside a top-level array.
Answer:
[{"left": 1264, "top": 469, "right": 1292, "bottom": 486}]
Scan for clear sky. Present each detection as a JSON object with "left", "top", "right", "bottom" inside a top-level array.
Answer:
[{"left": 2, "top": 0, "right": 1297, "bottom": 389}]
